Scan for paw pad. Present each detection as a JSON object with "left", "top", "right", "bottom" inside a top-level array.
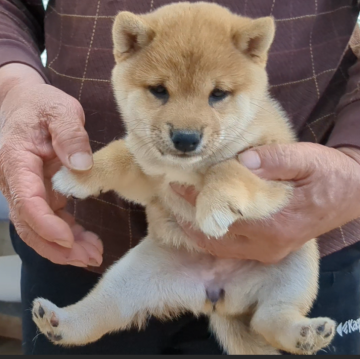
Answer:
[{"left": 32, "top": 299, "right": 65, "bottom": 345}]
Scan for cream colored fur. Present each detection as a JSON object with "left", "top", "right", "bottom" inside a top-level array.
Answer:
[{"left": 32, "top": 2, "right": 336, "bottom": 354}]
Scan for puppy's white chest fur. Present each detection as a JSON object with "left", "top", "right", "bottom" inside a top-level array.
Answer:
[
  {"left": 164, "top": 168, "right": 203, "bottom": 188},
  {"left": 136, "top": 150, "right": 205, "bottom": 189}
]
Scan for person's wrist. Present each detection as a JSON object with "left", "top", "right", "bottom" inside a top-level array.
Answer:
[
  {"left": 0, "top": 63, "right": 45, "bottom": 105},
  {"left": 336, "top": 146, "right": 360, "bottom": 219}
]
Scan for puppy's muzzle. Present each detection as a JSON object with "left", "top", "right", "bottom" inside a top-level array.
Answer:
[{"left": 170, "top": 129, "right": 202, "bottom": 153}]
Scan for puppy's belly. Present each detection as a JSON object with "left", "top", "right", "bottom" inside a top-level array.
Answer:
[{"left": 169, "top": 248, "right": 260, "bottom": 304}]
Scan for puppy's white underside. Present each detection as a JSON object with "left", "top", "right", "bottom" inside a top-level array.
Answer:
[{"left": 36, "top": 142, "right": 336, "bottom": 355}]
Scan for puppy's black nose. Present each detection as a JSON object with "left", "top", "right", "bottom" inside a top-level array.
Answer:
[{"left": 171, "top": 130, "right": 202, "bottom": 153}]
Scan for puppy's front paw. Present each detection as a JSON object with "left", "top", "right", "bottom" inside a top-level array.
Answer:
[
  {"left": 195, "top": 181, "right": 291, "bottom": 239},
  {"left": 52, "top": 166, "right": 100, "bottom": 199},
  {"left": 195, "top": 188, "right": 243, "bottom": 239}
]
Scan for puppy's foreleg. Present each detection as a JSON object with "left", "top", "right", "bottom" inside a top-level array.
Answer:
[
  {"left": 196, "top": 158, "right": 292, "bottom": 238},
  {"left": 52, "top": 139, "right": 155, "bottom": 205}
]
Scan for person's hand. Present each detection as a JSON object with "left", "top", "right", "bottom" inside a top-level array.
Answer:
[
  {"left": 0, "top": 64, "right": 103, "bottom": 267},
  {"left": 171, "top": 143, "right": 360, "bottom": 264}
]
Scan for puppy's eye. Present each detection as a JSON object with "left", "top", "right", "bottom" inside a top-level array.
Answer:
[
  {"left": 149, "top": 85, "right": 169, "bottom": 101},
  {"left": 209, "top": 88, "right": 230, "bottom": 104}
]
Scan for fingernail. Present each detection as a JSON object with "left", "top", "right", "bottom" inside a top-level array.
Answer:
[
  {"left": 54, "top": 239, "right": 72, "bottom": 248},
  {"left": 238, "top": 151, "right": 261, "bottom": 170},
  {"left": 67, "top": 260, "right": 87, "bottom": 267},
  {"left": 69, "top": 152, "right": 93, "bottom": 171},
  {"left": 170, "top": 183, "right": 186, "bottom": 196},
  {"left": 89, "top": 258, "right": 101, "bottom": 267}
]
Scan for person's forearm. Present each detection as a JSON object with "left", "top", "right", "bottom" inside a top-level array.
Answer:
[
  {"left": 0, "top": 0, "right": 47, "bottom": 89},
  {"left": 0, "top": 63, "right": 45, "bottom": 105},
  {"left": 333, "top": 147, "right": 360, "bottom": 221}
]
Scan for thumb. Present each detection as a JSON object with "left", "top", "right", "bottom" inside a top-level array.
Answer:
[
  {"left": 237, "top": 143, "right": 316, "bottom": 181},
  {"left": 48, "top": 95, "right": 93, "bottom": 171}
]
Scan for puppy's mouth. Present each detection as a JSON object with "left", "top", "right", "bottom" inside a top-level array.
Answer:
[
  {"left": 171, "top": 152, "right": 200, "bottom": 158},
  {"left": 158, "top": 148, "right": 202, "bottom": 159},
  {"left": 155, "top": 145, "right": 206, "bottom": 163}
]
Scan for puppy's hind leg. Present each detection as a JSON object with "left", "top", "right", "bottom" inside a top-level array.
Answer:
[
  {"left": 210, "top": 313, "right": 279, "bottom": 355},
  {"left": 251, "top": 305, "right": 335, "bottom": 355},
  {"left": 250, "top": 242, "right": 336, "bottom": 355},
  {"left": 32, "top": 239, "right": 207, "bottom": 346}
]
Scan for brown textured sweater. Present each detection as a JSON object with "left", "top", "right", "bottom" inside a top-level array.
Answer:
[{"left": 1, "top": 0, "right": 360, "bottom": 274}]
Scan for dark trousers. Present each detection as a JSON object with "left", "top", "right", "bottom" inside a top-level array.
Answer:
[{"left": 10, "top": 223, "right": 360, "bottom": 355}]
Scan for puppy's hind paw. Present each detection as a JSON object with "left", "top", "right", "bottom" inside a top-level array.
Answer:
[{"left": 32, "top": 298, "right": 67, "bottom": 345}]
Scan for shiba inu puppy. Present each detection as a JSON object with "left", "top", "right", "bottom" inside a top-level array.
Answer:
[{"left": 32, "top": 2, "right": 336, "bottom": 354}]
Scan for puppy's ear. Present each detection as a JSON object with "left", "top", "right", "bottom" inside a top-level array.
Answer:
[
  {"left": 112, "top": 11, "right": 155, "bottom": 61},
  {"left": 233, "top": 17, "right": 275, "bottom": 66}
]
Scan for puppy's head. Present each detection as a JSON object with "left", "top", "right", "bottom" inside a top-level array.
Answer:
[{"left": 111, "top": 2, "right": 275, "bottom": 165}]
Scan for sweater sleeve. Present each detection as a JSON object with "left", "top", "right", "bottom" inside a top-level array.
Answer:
[
  {"left": 327, "top": 26, "right": 360, "bottom": 150},
  {"left": 0, "top": 0, "right": 48, "bottom": 82}
]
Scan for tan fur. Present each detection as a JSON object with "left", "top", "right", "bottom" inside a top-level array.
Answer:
[{"left": 32, "top": 2, "right": 336, "bottom": 354}]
